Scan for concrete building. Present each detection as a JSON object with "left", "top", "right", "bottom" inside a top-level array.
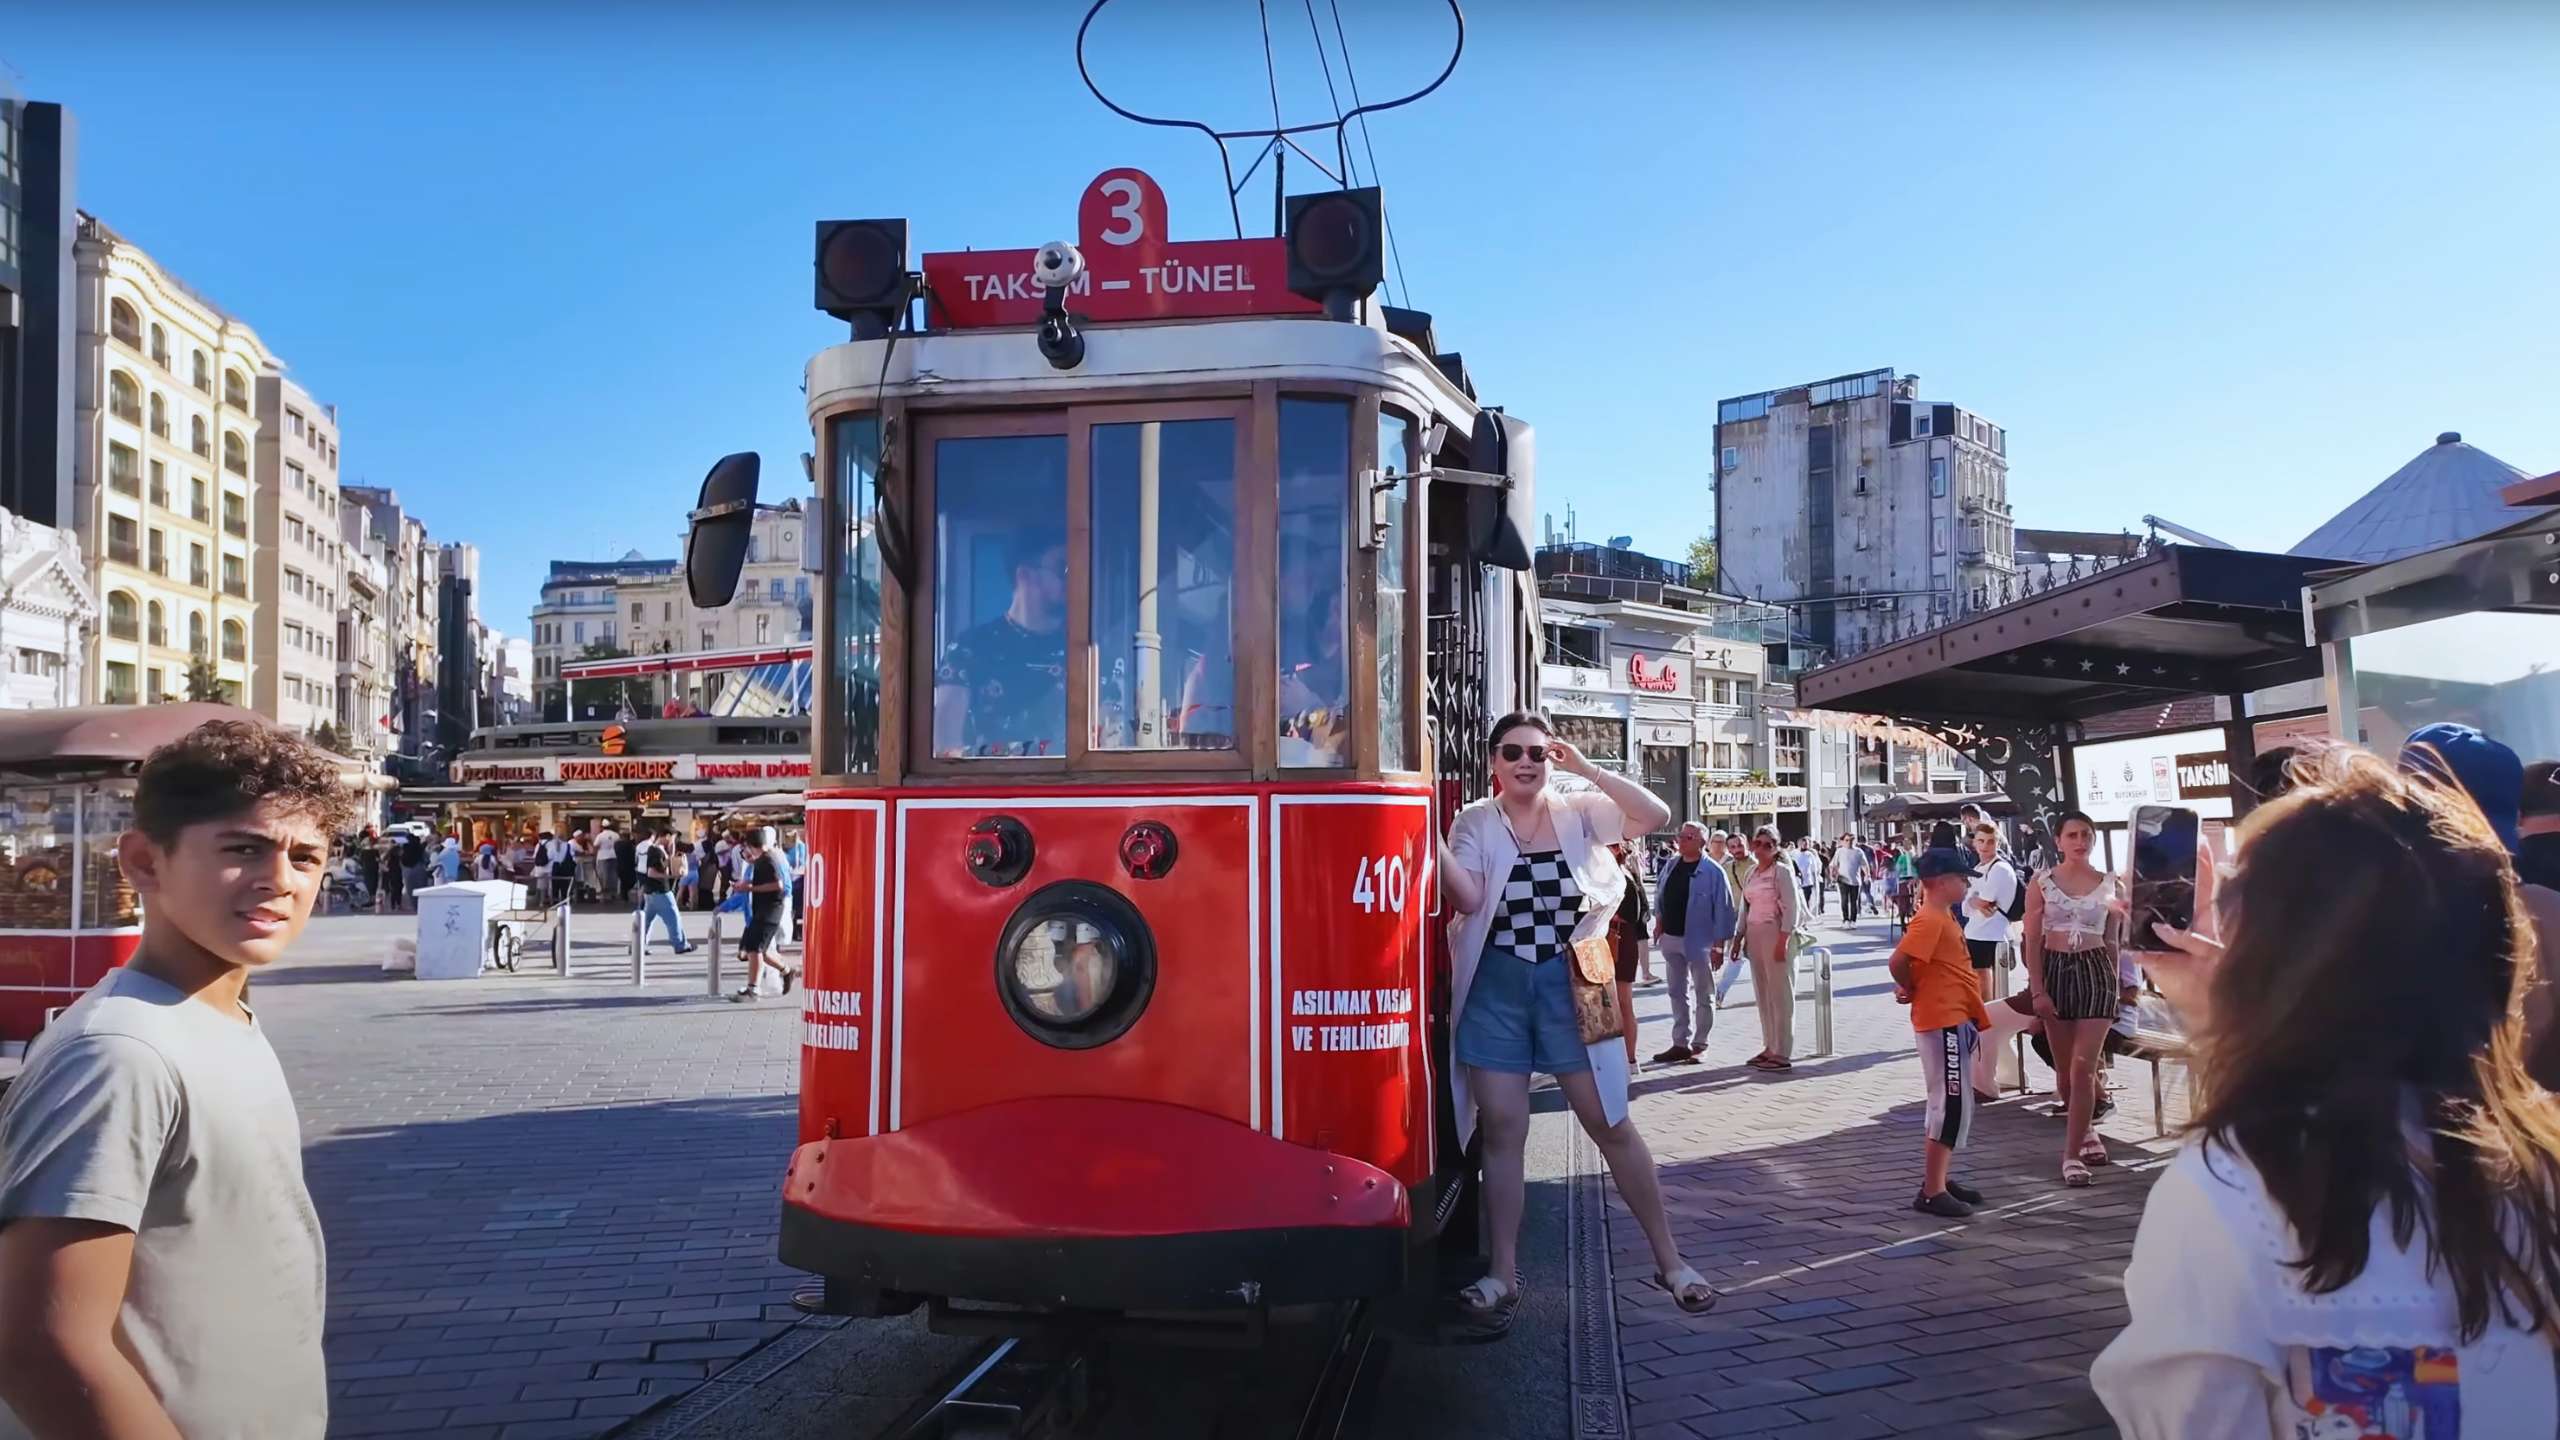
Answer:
[
  {"left": 0, "top": 507, "right": 94, "bottom": 708},
  {"left": 335, "top": 512, "right": 392, "bottom": 774},
  {"left": 435, "top": 541, "right": 482, "bottom": 756},
  {"left": 529, "top": 550, "right": 677, "bottom": 716},
  {"left": 344, "top": 484, "right": 440, "bottom": 772},
  {"left": 2, "top": 95, "right": 77, "bottom": 533},
  {"left": 253, "top": 372, "right": 345, "bottom": 732},
  {"left": 71, "top": 215, "right": 270, "bottom": 705},
  {"left": 1714, "top": 368, "right": 2017, "bottom": 660},
  {"left": 621, "top": 501, "right": 810, "bottom": 658},
  {"left": 1533, "top": 542, "right": 1815, "bottom": 837}
]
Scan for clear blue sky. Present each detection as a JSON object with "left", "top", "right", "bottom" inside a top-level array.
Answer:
[{"left": 11, "top": 2, "right": 2558, "bottom": 629}]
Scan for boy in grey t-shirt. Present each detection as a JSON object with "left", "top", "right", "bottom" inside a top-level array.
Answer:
[{"left": 0, "top": 721, "right": 353, "bottom": 1440}]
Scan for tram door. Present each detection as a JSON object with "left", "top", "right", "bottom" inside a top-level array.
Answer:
[{"left": 1419, "top": 479, "right": 1496, "bottom": 1253}]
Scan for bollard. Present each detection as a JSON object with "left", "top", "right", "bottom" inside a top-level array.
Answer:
[
  {"left": 704, "top": 910, "right": 725, "bottom": 997},
  {"left": 1811, "top": 946, "right": 1835, "bottom": 1057},
  {"left": 553, "top": 901, "right": 573, "bottom": 978},
  {"left": 629, "top": 908, "right": 647, "bottom": 985}
]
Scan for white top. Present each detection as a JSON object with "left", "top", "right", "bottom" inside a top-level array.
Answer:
[
  {"left": 1963, "top": 858, "right": 2017, "bottom": 943},
  {"left": 0, "top": 970, "right": 328, "bottom": 1439},
  {"left": 1832, "top": 845, "right": 1868, "bottom": 881},
  {"left": 1790, "top": 848, "right": 1819, "bottom": 884},
  {"left": 594, "top": 829, "right": 618, "bottom": 861},
  {"left": 2037, "top": 869, "right": 2117, "bottom": 950},
  {"left": 2093, "top": 1137, "right": 2558, "bottom": 1440},
  {"left": 1443, "top": 788, "right": 1637, "bottom": 1150}
]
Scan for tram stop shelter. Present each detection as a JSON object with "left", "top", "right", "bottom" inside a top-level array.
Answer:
[
  {"left": 2302, "top": 486, "right": 2560, "bottom": 761},
  {"left": 1793, "top": 544, "right": 2342, "bottom": 846}
]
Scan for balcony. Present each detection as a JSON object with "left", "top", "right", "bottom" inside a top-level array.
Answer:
[
  {"left": 109, "top": 399, "right": 142, "bottom": 425},
  {"left": 222, "top": 642, "right": 246, "bottom": 662},
  {"left": 223, "top": 455, "right": 248, "bottom": 477},
  {"left": 151, "top": 418, "right": 171, "bottom": 441},
  {"left": 222, "top": 516, "right": 248, "bottom": 538},
  {"left": 190, "top": 567, "right": 210, "bottom": 589},
  {"left": 147, "top": 625, "right": 168, "bottom": 649},
  {"left": 222, "top": 579, "right": 248, "bottom": 599},
  {"left": 109, "top": 467, "right": 141, "bottom": 498},
  {"left": 107, "top": 539, "right": 141, "bottom": 567},
  {"left": 191, "top": 437, "right": 211, "bottom": 459},
  {"left": 104, "top": 684, "right": 139, "bottom": 707},
  {"left": 148, "top": 484, "right": 170, "bottom": 508}
]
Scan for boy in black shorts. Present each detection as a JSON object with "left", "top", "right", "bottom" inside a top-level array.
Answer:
[{"left": 728, "top": 829, "right": 797, "bottom": 1002}]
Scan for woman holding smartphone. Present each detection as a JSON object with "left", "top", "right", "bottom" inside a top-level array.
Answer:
[
  {"left": 2094, "top": 750, "right": 2560, "bottom": 1436},
  {"left": 2020, "top": 810, "right": 2120, "bottom": 1185},
  {"left": 1438, "top": 712, "right": 1716, "bottom": 1323}
]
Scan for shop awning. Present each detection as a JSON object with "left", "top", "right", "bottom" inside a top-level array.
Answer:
[
  {"left": 1858, "top": 791, "right": 2016, "bottom": 825},
  {"left": 0, "top": 703, "right": 267, "bottom": 770},
  {"left": 1796, "top": 546, "right": 2335, "bottom": 723}
]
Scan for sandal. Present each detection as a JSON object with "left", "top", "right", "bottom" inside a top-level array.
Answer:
[
  {"left": 1655, "top": 1265, "right": 1719, "bottom": 1314},
  {"left": 2080, "top": 1136, "right": 2110, "bottom": 1167},
  {"left": 1759, "top": 1056, "right": 1793, "bottom": 1072},
  {"left": 1456, "top": 1273, "right": 1522, "bottom": 1320},
  {"left": 2063, "top": 1158, "right": 2093, "bottom": 1188}
]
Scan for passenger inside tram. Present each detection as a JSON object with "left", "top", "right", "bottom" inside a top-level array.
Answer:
[
  {"left": 933, "top": 535, "right": 1068, "bottom": 757},
  {"left": 1277, "top": 538, "right": 1350, "bottom": 766},
  {"left": 1090, "top": 418, "right": 1238, "bottom": 752}
]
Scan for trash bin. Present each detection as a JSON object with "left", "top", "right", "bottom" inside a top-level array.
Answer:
[{"left": 413, "top": 881, "right": 526, "bottom": 981}]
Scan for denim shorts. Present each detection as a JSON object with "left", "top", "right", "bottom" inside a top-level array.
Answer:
[{"left": 1455, "top": 942, "right": 1591, "bottom": 1077}]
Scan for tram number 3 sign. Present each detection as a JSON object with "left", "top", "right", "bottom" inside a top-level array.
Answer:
[
  {"left": 921, "top": 168, "right": 1324, "bottom": 329},
  {"left": 1348, "top": 853, "right": 1411, "bottom": 914}
]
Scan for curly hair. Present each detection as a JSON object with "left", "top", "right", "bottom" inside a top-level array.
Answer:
[{"left": 134, "top": 719, "right": 360, "bottom": 846}]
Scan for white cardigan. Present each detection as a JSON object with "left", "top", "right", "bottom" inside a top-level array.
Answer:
[{"left": 1442, "top": 788, "right": 1637, "bottom": 1150}]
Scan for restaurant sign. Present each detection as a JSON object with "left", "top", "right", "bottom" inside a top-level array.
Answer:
[
  {"left": 1699, "top": 784, "right": 1809, "bottom": 814},
  {"left": 451, "top": 754, "right": 813, "bottom": 787}
]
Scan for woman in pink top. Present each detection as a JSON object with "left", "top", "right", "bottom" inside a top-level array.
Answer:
[{"left": 1740, "top": 827, "right": 1804, "bottom": 1070}]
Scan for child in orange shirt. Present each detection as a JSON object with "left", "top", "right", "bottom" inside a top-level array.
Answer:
[{"left": 1891, "top": 847, "right": 1996, "bottom": 1217}]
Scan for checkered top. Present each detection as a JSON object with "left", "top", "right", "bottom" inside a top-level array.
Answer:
[{"left": 1490, "top": 849, "right": 1583, "bottom": 962}]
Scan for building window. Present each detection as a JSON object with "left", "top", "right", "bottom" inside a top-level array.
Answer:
[
  {"left": 1932, "top": 516, "right": 1949, "bottom": 554},
  {"left": 756, "top": 613, "right": 771, "bottom": 643},
  {"left": 190, "top": 416, "right": 210, "bottom": 458},
  {"left": 191, "top": 350, "right": 210, "bottom": 393},
  {"left": 104, "top": 514, "right": 139, "bottom": 567},
  {"left": 106, "top": 591, "right": 139, "bottom": 641},
  {"left": 108, "top": 370, "right": 142, "bottom": 423},
  {"left": 631, "top": 601, "right": 643, "bottom": 623},
  {"left": 222, "top": 432, "right": 248, "bottom": 475},
  {"left": 146, "top": 669, "right": 166, "bottom": 703},
  {"left": 1911, "top": 409, "right": 1932, "bottom": 438},
  {"left": 191, "top": 478, "right": 209, "bottom": 521},
  {"left": 221, "top": 493, "right": 247, "bottom": 537},
  {"left": 108, "top": 443, "right": 141, "bottom": 496},
  {"left": 189, "top": 612, "right": 207, "bottom": 659},
  {"left": 223, "top": 370, "right": 248, "bottom": 410},
  {"left": 222, "top": 620, "right": 246, "bottom": 661},
  {"left": 288, "top": 408, "right": 304, "bottom": 437},
  {"left": 148, "top": 392, "right": 168, "bottom": 438},
  {"left": 287, "top": 461, "right": 304, "bottom": 490},
  {"left": 1721, "top": 446, "right": 1739, "bottom": 470},
  {"left": 1541, "top": 622, "right": 1605, "bottom": 670},
  {"left": 109, "top": 299, "right": 142, "bottom": 348},
  {"left": 700, "top": 627, "right": 716, "bottom": 650},
  {"left": 1854, "top": 516, "right": 1870, "bottom": 551},
  {"left": 1773, "top": 728, "right": 1806, "bottom": 785},
  {"left": 147, "top": 461, "right": 167, "bottom": 507},
  {"left": 1930, "top": 455, "right": 1948, "bottom": 498},
  {"left": 148, "top": 324, "right": 169, "bottom": 367},
  {"left": 190, "top": 543, "right": 208, "bottom": 588},
  {"left": 1550, "top": 714, "right": 1626, "bottom": 763},
  {"left": 222, "top": 554, "right": 246, "bottom": 597},
  {"left": 147, "top": 529, "right": 166, "bottom": 575},
  {"left": 573, "top": 621, "right": 586, "bottom": 645}
]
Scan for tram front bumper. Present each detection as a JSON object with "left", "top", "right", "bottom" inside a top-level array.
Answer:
[{"left": 779, "top": 1096, "right": 1410, "bottom": 1310}]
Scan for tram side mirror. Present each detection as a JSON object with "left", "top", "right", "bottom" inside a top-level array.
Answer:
[
  {"left": 1465, "top": 410, "right": 1536, "bottom": 571},
  {"left": 684, "top": 452, "right": 761, "bottom": 608}
]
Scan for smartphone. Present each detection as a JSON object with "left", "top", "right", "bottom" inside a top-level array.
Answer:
[{"left": 2128, "top": 804, "right": 2199, "bottom": 951}]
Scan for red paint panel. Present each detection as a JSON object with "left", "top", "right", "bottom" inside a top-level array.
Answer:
[
  {"left": 786, "top": 1096, "right": 1405, "bottom": 1238},
  {"left": 893, "top": 799, "right": 1257, "bottom": 1132},
  {"left": 0, "top": 931, "right": 138, "bottom": 1043},
  {"left": 800, "top": 804, "right": 885, "bottom": 1143},
  {"left": 1272, "top": 797, "right": 1432, "bottom": 1185}
]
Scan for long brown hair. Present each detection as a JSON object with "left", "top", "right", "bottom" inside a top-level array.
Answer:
[{"left": 2190, "top": 748, "right": 2560, "bottom": 1340}]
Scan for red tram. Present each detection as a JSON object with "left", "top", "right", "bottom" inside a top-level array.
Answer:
[{"left": 682, "top": 169, "right": 1539, "bottom": 1321}]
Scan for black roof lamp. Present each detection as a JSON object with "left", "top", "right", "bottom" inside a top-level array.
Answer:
[
  {"left": 1284, "top": 188, "right": 1385, "bottom": 321},
  {"left": 813, "top": 219, "right": 910, "bottom": 339}
]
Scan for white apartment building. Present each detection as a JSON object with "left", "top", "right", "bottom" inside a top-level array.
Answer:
[
  {"left": 623, "top": 501, "right": 811, "bottom": 656},
  {"left": 345, "top": 485, "right": 440, "bottom": 760},
  {"left": 71, "top": 215, "right": 268, "bottom": 705},
  {"left": 1714, "top": 368, "right": 2018, "bottom": 661},
  {"left": 253, "top": 372, "right": 346, "bottom": 732},
  {"left": 335, "top": 510, "right": 392, "bottom": 769},
  {"left": 0, "top": 508, "right": 95, "bottom": 708}
]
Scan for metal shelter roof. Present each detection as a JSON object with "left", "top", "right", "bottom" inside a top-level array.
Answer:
[
  {"left": 2291, "top": 432, "right": 2536, "bottom": 565},
  {"left": 0, "top": 703, "right": 268, "bottom": 771},
  {"left": 1795, "top": 546, "right": 2334, "bottom": 724}
]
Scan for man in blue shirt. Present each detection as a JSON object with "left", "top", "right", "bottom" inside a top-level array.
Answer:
[{"left": 1651, "top": 823, "right": 1740, "bottom": 1064}]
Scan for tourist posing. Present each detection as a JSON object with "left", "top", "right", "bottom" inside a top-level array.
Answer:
[
  {"left": 2094, "top": 749, "right": 2560, "bottom": 1436},
  {"left": 1439, "top": 712, "right": 1715, "bottom": 1322},
  {"left": 2022, "top": 811, "right": 2120, "bottom": 1185}
]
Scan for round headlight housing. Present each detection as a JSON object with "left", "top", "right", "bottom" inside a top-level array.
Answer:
[{"left": 993, "top": 882, "right": 1155, "bottom": 1049}]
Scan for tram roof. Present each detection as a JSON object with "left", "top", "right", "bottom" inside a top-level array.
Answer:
[
  {"left": 1795, "top": 545, "right": 2334, "bottom": 724},
  {"left": 806, "top": 316, "right": 1484, "bottom": 430}
]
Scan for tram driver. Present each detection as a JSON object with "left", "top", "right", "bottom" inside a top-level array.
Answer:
[
  {"left": 933, "top": 536, "right": 1069, "bottom": 758},
  {"left": 1277, "top": 539, "right": 1350, "bottom": 766}
]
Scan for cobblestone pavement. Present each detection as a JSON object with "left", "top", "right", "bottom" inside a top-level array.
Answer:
[
  {"left": 251, "top": 911, "right": 809, "bottom": 1440},
  {"left": 1607, "top": 910, "right": 2186, "bottom": 1440}
]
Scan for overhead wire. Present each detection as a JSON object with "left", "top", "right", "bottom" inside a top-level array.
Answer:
[
  {"left": 1328, "top": 0, "right": 1413, "bottom": 309},
  {"left": 1300, "top": 0, "right": 1353, "bottom": 184}
]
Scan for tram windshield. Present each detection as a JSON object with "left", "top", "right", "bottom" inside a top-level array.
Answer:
[
  {"left": 931, "top": 434, "right": 1071, "bottom": 759},
  {"left": 1089, "top": 418, "right": 1238, "bottom": 752}
]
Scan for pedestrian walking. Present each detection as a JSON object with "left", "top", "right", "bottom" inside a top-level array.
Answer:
[
  {"left": 1738, "top": 826, "right": 1803, "bottom": 1071},
  {"left": 634, "top": 825, "right": 693, "bottom": 955},
  {"left": 1789, "top": 837, "right": 1819, "bottom": 916},
  {"left": 1710, "top": 831, "right": 1754, "bottom": 1010},
  {"left": 355, "top": 825, "right": 382, "bottom": 910},
  {"left": 1890, "top": 845, "right": 1992, "bottom": 1216},
  {"left": 613, "top": 821, "right": 640, "bottom": 904},
  {"left": 0, "top": 721, "right": 347, "bottom": 1439},
  {"left": 677, "top": 839, "right": 701, "bottom": 910},
  {"left": 398, "top": 828, "right": 431, "bottom": 904},
  {"left": 544, "top": 830, "right": 578, "bottom": 906},
  {"left": 2022, "top": 811, "right": 2125, "bottom": 1186},
  {"left": 729, "top": 831, "right": 797, "bottom": 1001},
  {"left": 1439, "top": 712, "right": 1716, "bottom": 1323},
  {"left": 2094, "top": 749, "right": 2560, "bottom": 1437},
  {"left": 593, "top": 822, "right": 622, "bottom": 903},
  {"left": 1649, "top": 823, "right": 1736, "bottom": 1066},
  {"left": 1832, "top": 833, "right": 1868, "bottom": 924},
  {"left": 1960, "top": 822, "right": 2018, "bottom": 1003}
]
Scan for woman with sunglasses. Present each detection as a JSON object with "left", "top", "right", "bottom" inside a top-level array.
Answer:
[
  {"left": 2094, "top": 750, "right": 2560, "bottom": 1436},
  {"left": 1737, "top": 825, "right": 1804, "bottom": 1070},
  {"left": 1438, "top": 711, "right": 1716, "bottom": 1323}
]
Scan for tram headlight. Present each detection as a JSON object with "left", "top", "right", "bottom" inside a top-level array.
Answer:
[
  {"left": 1284, "top": 187, "right": 1385, "bottom": 321},
  {"left": 994, "top": 883, "right": 1156, "bottom": 1049}
]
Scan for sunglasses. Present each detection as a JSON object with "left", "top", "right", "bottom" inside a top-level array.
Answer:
[{"left": 1495, "top": 744, "right": 1550, "bottom": 763}]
